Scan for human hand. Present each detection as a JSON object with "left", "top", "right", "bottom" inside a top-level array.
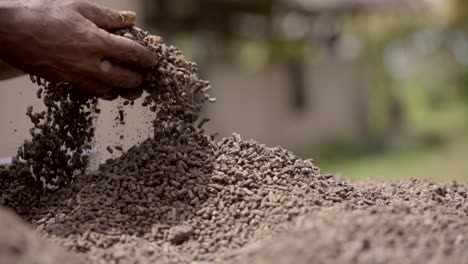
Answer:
[{"left": 0, "top": 0, "right": 158, "bottom": 100}]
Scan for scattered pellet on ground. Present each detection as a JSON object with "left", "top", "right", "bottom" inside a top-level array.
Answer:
[{"left": 106, "top": 146, "right": 114, "bottom": 154}]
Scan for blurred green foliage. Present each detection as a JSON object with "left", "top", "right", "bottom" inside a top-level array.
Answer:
[
  {"left": 316, "top": 135, "right": 468, "bottom": 182},
  {"left": 301, "top": 0, "right": 468, "bottom": 182}
]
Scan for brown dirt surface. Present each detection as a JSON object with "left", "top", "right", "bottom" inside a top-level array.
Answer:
[{"left": 1, "top": 26, "right": 468, "bottom": 264}]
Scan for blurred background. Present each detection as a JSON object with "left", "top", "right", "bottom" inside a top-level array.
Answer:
[{"left": 1, "top": 0, "right": 468, "bottom": 182}]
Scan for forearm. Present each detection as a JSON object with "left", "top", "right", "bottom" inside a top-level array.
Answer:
[
  {"left": 0, "top": 1, "right": 20, "bottom": 15},
  {"left": 0, "top": 1, "right": 22, "bottom": 51},
  {"left": 0, "top": 1, "right": 27, "bottom": 79},
  {"left": 0, "top": 0, "right": 29, "bottom": 51},
  {"left": 0, "top": 1, "right": 20, "bottom": 26}
]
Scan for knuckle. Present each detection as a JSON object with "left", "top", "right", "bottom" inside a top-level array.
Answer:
[
  {"left": 86, "top": 29, "right": 109, "bottom": 52},
  {"left": 124, "top": 42, "right": 141, "bottom": 62},
  {"left": 69, "top": 0, "right": 91, "bottom": 11},
  {"left": 118, "top": 74, "right": 142, "bottom": 89}
]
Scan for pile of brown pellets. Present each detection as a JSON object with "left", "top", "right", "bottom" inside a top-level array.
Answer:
[{"left": 1, "top": 27, "right": 468, "bottom": 264}]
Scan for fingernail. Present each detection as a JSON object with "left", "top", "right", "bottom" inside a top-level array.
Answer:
[
  {"left": 120, "top": 88, "right": 143, "bottom": 101},
  {"left": 152, "top": 36, "right": 165, "bottom": 44},
  {"left": 119, "top": 11, "right": 136, "bottom": 24},
  {"left": 100, "top": 92, "right": 119, "bottom": 101}
]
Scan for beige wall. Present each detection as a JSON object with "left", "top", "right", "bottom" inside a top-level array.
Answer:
[
  {"left": 0, "top": 76, "right": 37, "bottom": 160},
  {"left": 203, "top": 58, "right": 368, "bottom": 151}
]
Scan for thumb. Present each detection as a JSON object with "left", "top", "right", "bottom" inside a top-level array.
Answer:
[{"left": 75, "top": 2, "right": 136, "bottom": 30}]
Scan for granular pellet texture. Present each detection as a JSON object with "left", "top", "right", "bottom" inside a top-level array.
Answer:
[
  {"left": 4, "top": 138, "right": 468, "bottom": 263},
  {"left": 232, "top": 206, "right": 468, "bottom": 264},
  {"left": 16, "top": 81, "right": 97, "bottom": 190},
  {"left": 1, "top": 26, "right": 468, "bottom": 264},
  {"left": 231, "top": 178, "right": 468, "bottom": 264},
  {"left": 2, "top": 133, "right": 339, "bottom": 263}
]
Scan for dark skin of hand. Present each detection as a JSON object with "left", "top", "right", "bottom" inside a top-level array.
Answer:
[{"left": 0, "top": 0, "right": 158, "bottom": 100}]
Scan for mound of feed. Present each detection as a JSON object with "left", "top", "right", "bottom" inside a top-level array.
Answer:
[
  {"left": 232, "top": 180, "right": 468, "bottom": 264},
  {"left": 1, "top": 26, "right": 468, "bottom": 264}
]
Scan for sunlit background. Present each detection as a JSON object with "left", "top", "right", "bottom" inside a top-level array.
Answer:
[{"left": 1, "top": 0, "right": 467, "bottom": 182}]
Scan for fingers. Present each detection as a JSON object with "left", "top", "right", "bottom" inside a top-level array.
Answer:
[
  {"left": 73, "top": 77, "right": 114, "bottom": 96},
  {"left": 100, "top": 33, "right": 158, "bottom": 67},
  {"left": 119, "top": 87, "right": 143, "bottom": 101},
  {"left": 72, "top": 76, "right": 142, "bottom": 101},
  {"left": 73, "top": 77, "right": 120, "bottom": 101},
  {"left": 74, "top": 2, "right": 136, "bottom": 30},
  {"left": 100, "top": 92, "right": 119, "bottom": 101},
  {"left": 97, "top": 60, "right": 143, "bottom": 89}
]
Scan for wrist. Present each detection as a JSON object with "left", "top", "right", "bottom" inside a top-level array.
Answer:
[
  {"left": 0, "top": 1, "right": 28, "bottom": 53},
  {"left": 0, "top": 1, "right": 22, "bottom": 20}
]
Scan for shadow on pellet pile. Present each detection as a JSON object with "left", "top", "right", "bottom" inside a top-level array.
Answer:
[
  {"left": 60, "top": 131, "right": 213, "bottom": 233},
  {"left": 1, "top": 125, "right": 215, "bottom": 234},
  {"left": 0, "top": 164, "right": 49, "bottom": 217}
]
